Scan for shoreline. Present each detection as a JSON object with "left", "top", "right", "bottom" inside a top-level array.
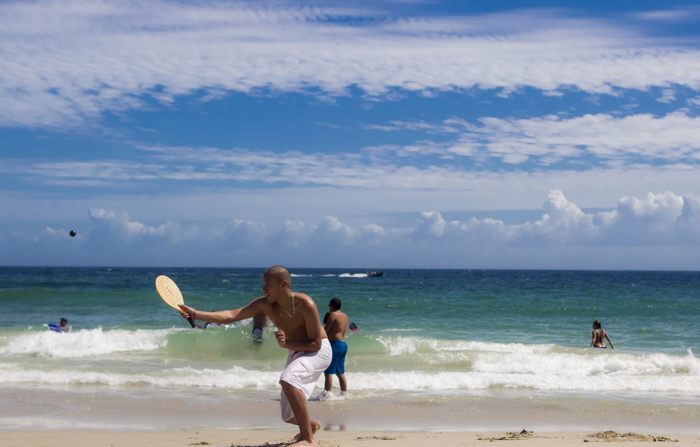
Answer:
[
  {"left": 2, "top": 387, "right": 699, "bottom": 435},
  {"left": 1, "top": 429, "right": 699, "bottom": 447}
]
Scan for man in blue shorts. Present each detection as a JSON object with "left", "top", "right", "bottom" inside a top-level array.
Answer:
[{"left": 321, "top": 297, "right": 349, "bottom": 398}]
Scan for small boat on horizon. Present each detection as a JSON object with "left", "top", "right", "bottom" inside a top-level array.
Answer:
[{"left": 366, "top": 271, "right": 383, "bottom": 277}]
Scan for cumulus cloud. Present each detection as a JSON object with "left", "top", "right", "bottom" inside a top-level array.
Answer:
[
  {"left": 312, "top": 216, "right": 358, "bottom": 246},
  {"left": 513, "top": 190, "right": 597, "bottom": 244},
  {"left": 3, "top": 190, "right": 700, "bottom": 268},
  {"left": 309, "top": 217, "right": 389, "bottom": 246},
  {"left": 596, "top": 192, "right": 688, "bottom": 244},
  {"left": 221, "top": 218, "right": 267, "bottom": 246},
  {"left": 2, "top": 1, "right": 700, "bottom": 127},
  {"left": 413, "top": 212, "right": 446, "bottom": 241},
  {"left": 410, "top": 190, "right": 700, "bottom": 248},
  {"left": 88, "top": 208, "right": 182, "bottom": 242}
]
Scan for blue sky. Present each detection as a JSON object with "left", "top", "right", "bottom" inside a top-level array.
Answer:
[{"left": 1, "top": 0, "right": 700, "bottom": 269}]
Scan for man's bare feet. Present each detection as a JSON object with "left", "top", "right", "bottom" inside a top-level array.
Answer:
[
  {"left": 287, "top": 440, "right": 316, "bottom": 447},
  {"left": 290, "top": 420, "right": 321, "bottom": 443}
]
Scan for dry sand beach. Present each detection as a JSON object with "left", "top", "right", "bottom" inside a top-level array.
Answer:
[{"left": 2, "top": 429, "right": 700, "bottom": 447}]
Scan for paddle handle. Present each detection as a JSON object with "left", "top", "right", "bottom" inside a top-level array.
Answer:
[{"left": 186, "top": 316, "right": 196, "bottom": 328}]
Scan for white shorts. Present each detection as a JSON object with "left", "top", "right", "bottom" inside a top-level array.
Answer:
[{"left": 279, "top": 338, "right": 332, "bottom": 422}]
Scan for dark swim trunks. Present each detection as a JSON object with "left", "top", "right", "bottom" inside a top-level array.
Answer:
[{"left": 324, "top": 339, "right": 348, "bottom": 374}]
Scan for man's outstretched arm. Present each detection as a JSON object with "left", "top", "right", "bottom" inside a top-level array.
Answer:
[{"left": 179, "top": 297, "right": 265, "bottom": 324}]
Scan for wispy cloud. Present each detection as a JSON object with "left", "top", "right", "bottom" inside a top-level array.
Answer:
[
  {"left": 631, "top": 7, "right": 700, "bottom": 22},
  {"left": 2, "top": 117, "right": 700, "bottom": 201},
  {"left": 2, "top": 1, "right": 700, "bottom": 127},
  {"left": 372, "top": 112, "right": 700, "bottom": 166},
  {"left": 363, "top": 120, "right": 461, "bottom": 133},
  {"left": 657, "top": 89, "right": 677, "bottom": 103}
]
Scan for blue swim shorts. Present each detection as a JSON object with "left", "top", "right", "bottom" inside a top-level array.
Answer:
[{"left": 324, "top": 339, "right": 348, "bottom": 375}]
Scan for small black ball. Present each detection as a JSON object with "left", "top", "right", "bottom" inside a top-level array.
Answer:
[{"left": 69, "top": 230, "right": 77, "bottom": 237}]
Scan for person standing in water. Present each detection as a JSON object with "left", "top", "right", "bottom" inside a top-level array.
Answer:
[
  {"left": 178, "top": 265, "right": 331, "bottom": 447},
  {"left": 252, "top": 312, "right": 267, "bottom": 343},
  {"left": 321, "top": 297, "right": 349, "bottom": 398},
  {"left": 590, "top": 320, "right": 614, "bottom": 349}
]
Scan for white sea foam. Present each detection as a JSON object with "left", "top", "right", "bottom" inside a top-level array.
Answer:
[
  {"left": 376, "top": 336, "right": 552, "bottom": 355},
  {"left": 469, "top": 351, "right": 699, "bottom": 392},
  {"left": 338, "top": 273, "right": 368, "bottom": 278},
  {"left": 377, "top": 328, "right": 422, "bottom": 333},
  {"left": 1, "top": 350, "right": 698, "bottom": 395},
  {"left": 369, "top": 337, "right": 700, "bottom": 395},
  {"left": 314, "top": 390, "right": 346, "bottom": 401},
  {"left": 0, "top": 328, "right": 173, "bottom": 358},
  {"left": 1, "top": 332, "right": 698, "bottom": 397},
  {"left": 0, "top": 364, "right": 280, "bottom": 389},
  {"left": 346, "top": 369, "right": 700, "bottom": 394}
]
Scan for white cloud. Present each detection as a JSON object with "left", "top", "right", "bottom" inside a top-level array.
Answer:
[
  {"left": 514, "top": 190, "right": 598, "bottom": 244},
  {"left": 4, "top": 109, "right": 700, "bottom": 193},
  {"left": 221, "top": 218, "right": 267, "bottom": 246},
  {"left": 363, "top": 120, "right": 460, "bottom": 133},
  {"left": 383, "top": 112, "right": 700, "bottom": 165},
  {"left": 596, "top": 192, "right": 687, "bottom": 244},
  {"left": 632, "top": 7, "right": 700, "bottom": 22},
  {"left": 2, "top": 162, "right": 700, "bottom": 230},
  {"left": 88, "top": 208, "right": 182, "bottom": 242},
  {"left": 3, "top": 191, "right": 700, "bottom": 268},
  {"left": 312, "top": 216, "right": 360, "bottom": 245},
  {"left": 2, "top": 1, "right": 700, "bottom": 127},
  {"left": 413, "top": 212, "right": 446, "bottom": 240},
  {"left": 658, "top": 88, "right": 677, "bottom": 103},
  {"left": 114, "top": 189, "right": 700, "bottom": 250},
  {"left": 410, "top": 190, "right": 700, "bottom": 248},
  {"left": 268, "top": 220, "right": 309, "bottom": 249}
]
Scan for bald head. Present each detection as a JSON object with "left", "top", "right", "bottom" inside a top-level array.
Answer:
[{"left": 265, "top": 265, "right": 291, "bottom": 285}]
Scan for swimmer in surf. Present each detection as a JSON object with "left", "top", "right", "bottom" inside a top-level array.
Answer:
[{"left": 590, "top": 320, "right": 614, "bottom": 349}]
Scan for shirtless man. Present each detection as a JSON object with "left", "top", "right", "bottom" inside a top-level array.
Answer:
[
  {"left": 178, "top": 265, "right": 331, "bottom": 446},
  {"left": 322, "top": 297, "right": 349, "bottom": 396},
  {"left": 590, "top": 320, "right": 614, "bottom": 349}
]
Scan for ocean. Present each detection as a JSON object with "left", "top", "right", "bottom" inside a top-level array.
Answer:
[{"left": 1, "top": 267, "right": 699, "bottom": 431}]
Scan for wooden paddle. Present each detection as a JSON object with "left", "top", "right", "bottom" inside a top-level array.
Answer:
[{"left": 155, "top": 275, "right": 196, "bottom": 328}]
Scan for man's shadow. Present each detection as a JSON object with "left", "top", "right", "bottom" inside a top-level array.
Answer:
[{"left": 227, "top": 443, "right": 288, "bottom": 447}]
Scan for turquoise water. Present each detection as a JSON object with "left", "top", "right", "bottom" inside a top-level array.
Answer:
[{"left": 1, "top": 267, "right": 699, "bottom": 401}]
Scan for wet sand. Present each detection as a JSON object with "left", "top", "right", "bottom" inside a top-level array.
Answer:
[{"left": 1, "top": 429, "right": 699, "bottom": 447}]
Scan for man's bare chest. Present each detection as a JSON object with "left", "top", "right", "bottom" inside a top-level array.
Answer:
[{"left": 269, "top": 310, "right": 304, "bottom": 332}]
